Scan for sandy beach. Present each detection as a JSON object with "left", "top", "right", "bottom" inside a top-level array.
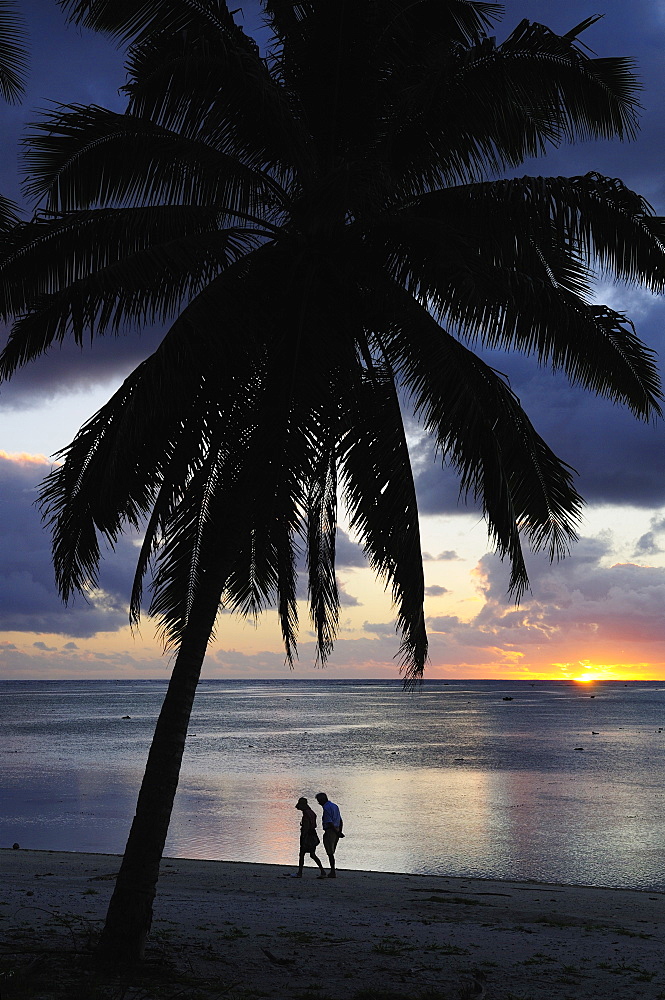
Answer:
[{"left": 1, "top": 848, "right": 663, "bottom": 999}]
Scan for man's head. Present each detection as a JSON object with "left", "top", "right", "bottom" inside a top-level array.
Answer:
[
  {"left": 315, "top": 792, "right": 328, "bottom": 805},
  {"left": 295, "top": 797, "right": 308, "bottom": 810}
]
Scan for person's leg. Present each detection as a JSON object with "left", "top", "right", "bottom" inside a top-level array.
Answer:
[
  {"left": 323, "top": 830, "right": 337, "bottom": 877},
  {"left": 310, "top": 849, "right": 326, "bottom": 877},
  {"left": 309, "top": 849, "right": 325, "bottom": 871},
  {"left": 296, "top": 846, "right": 305, "bottom": 876}
]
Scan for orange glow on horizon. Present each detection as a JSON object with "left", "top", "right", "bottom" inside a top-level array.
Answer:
[{"left": 565, "top": 661, "right": 656, "bottom": 683}]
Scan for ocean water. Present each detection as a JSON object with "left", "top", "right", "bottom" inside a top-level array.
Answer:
[{"left": 1, "top": 678, "right": 664, "bottom": 890}]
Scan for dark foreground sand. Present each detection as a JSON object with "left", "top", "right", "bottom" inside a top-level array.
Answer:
[{"left": 1, "top": 848, "right": 663, "bottom": 999}]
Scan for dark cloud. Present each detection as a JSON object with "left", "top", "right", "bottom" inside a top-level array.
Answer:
[
  {"left": 335, "top": 529, "right": 367, "bottom": 568},
  {"left": 0, "top": 454, "right": 137, "bottom": 635},
  {"left": 412, "top": 313, "right": 665, "bottom": 514},
  {"left": 424, "top": 584, "right": 449, "bottom": 597},
  {"left": 362, "top": 621, "right": 397, "bottom": 637},
  {"left": 338, "top": 580, "right": 361, "bottom": 607},
  {"left": 488, "top": 333, "right": 665, "bottom": 510},
  {"left": 0, "top": 326, "right": 163, "bottom": 410},
  {"left": 427, "top": 615, "right": 462, "bottom": 633},
  {"left": 634, "top": 515, "right": 665, "bottom": 557}
]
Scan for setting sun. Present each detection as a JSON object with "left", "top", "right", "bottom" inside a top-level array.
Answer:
[{"left": 565, "top": 661, "right": 655, "bottom": 683}]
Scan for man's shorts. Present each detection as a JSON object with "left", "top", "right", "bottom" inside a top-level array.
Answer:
[{"left": 323, "top": 828, "right": 340, "bottom": 856}]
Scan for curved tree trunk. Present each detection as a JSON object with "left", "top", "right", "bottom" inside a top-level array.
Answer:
[{"left": 95, "top": 589, "right": 220, "bottom": 965}]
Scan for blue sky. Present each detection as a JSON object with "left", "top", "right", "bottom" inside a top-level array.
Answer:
[{"left": 2, "top": 1, "right": 665, "bottom": 680}]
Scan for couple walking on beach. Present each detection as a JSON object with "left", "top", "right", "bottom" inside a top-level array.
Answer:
[{"left": 295, "top": 792, "right": 344, "bottom": 879}]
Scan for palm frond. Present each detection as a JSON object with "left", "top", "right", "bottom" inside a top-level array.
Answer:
[
  {"left": 148, "top": 359, "right": 312, "bottom": 657},
  {"left": 0, "top": 1, "right": 27, "bottom": 103},
  {"left": 22, "top": 105, "right": 285, "bottom": 217},
  {"left": 306, "top": 435, "right": 338, "bottom": 664},
  {"left": 57, "top": 0, "right": 238, "bottom": 46},
  {"left": 0, "top": 192, "right": 21, "bottom": 232},
  {"left": 0, "top": 218, "right": 266, "bottom": 374},
  {"left": 372, "top": 177, "right": 663, "bottom": 419},
  {"left": 339, "top": 359, "right": 427, "bottom": 682},
  {"left": 398, "top": 174, "right": 665, "bottom": 291},
  {"left": 39, "top": 363, "right": 206, "bottom": 602},
  {"left": 122, "top": 18, "right": 306, "bottom": 183},
  {"left": 378, "top": 285, "right": 584, "bottom": 594},
  {"left": 38, "top": 261, "right": 276, "bottom": 604},
  {"left": 383, "top": 18, "right": 641, "bottom": 188}
]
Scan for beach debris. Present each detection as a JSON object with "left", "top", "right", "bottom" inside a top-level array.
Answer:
[
  {"left": 459, "top": 970, "right": 487, "bottom": 998},
  {"left": 261, "top": 947, "right": 295, "bottom": 967}
]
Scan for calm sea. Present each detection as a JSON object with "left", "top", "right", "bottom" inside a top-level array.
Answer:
[{"left": 1, "top": 679, "right": 664, "bottom": 890}]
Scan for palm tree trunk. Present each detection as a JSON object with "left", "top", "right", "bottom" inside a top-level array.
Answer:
[{"left": 95, "top": 590, "right": 220, "bottom": 965}]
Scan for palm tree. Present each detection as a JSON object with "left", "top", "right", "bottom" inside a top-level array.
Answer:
[{"left": 0, "top": 0, "right": 663, "bottom": 963}]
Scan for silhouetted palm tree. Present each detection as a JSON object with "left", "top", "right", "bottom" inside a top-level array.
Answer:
[{"left": 0, "top": 0, "right": 663, "bottom": 963}]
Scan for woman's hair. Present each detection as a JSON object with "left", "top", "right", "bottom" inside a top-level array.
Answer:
[{"left": 296, "top": 796, "right": 308, "bottom": 808}]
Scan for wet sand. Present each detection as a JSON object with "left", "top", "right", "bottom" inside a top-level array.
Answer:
[{"left": 1, "top": 848, "right": 663, "bottom": 998}]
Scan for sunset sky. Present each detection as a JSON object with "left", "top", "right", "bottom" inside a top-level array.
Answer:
[{"left": 2, "top": 1, "right": 665, "bottom": 682}]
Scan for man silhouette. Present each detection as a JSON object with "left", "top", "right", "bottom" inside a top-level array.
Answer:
[{"left": 315, "top": 792, "right": 344, "bottom": 878}]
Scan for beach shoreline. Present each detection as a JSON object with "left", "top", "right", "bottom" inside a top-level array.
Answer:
[{"left": 1, "top": 848, "right": 663, "bottom": 998}]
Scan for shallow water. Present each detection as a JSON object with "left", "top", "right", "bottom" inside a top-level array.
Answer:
[{"left": 2, "top": 678, "right": 664, "bottom": 889}]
